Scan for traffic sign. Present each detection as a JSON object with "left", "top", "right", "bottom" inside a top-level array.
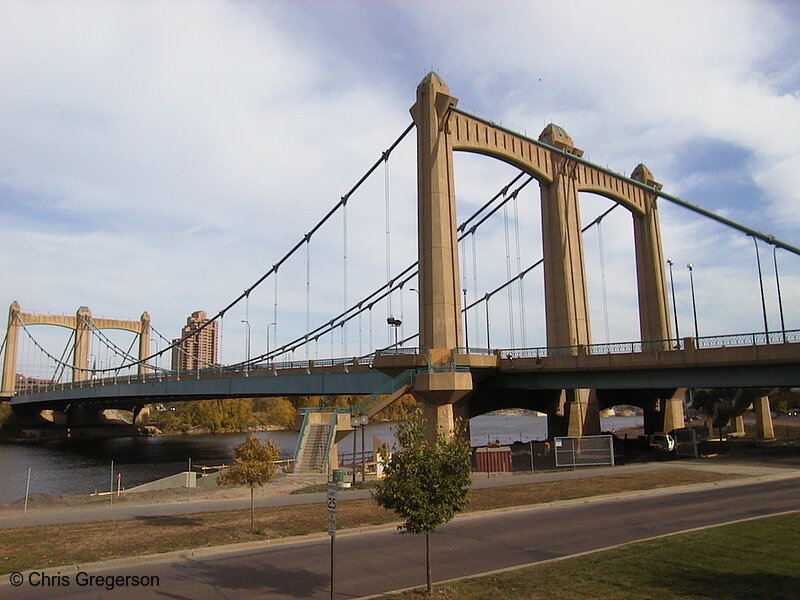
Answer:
[{"left": 327, "top": 482, "right": 337, "bottom": 535}]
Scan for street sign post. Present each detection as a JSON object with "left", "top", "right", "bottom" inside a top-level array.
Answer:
[{"left": 328, "top": 482, "right": 337, "bottom": 599}]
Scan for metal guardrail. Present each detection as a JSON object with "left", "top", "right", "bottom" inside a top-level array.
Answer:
[
  {"left": 375, "top": 347, "right": 426, "bottom": 356},
  {"left": 455, "top": 347, "right": 495, "bottom": 355},
  {"left": 501, "top": 328, "right": 800, "bottom": 359}
]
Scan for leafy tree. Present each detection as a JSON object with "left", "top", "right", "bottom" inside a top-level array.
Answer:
[
  {"left": 372, "top": 411, "right": 472, "bottom": 595},
  {"left": 218, "top": 433, "right": 280, "bottom": 532},
  {"left": 254, "top": 397, "right": 297, "bottom": 429}
]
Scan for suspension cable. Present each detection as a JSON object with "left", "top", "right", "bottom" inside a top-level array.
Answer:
[
  {"left": 597, "top": 217, "right": 611, "bottom": 344},
  {"left": 385, "top": 151, "right": 393, "bottom": 345},
  {"left": 452, "top": 105, "right": 800, "bottom": 256},
  {"left": 342, "top": 197, "right": 348, "bottom": 356},
  {"left": 464, "top": 203, "right": 621, "bottom": 314},
  {"left": 513, "top": 192, "right": 527, "bottom": 346},
  {"left": 503, "top": 199, "right": 515, "bottom": 347}
]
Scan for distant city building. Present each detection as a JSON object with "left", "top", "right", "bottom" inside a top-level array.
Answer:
[
  {"left": 15, "top": 373, "right": 55, "bottom": 392},
  {"left": 171, "top": 310, "right": 219, "bottom": 372}
]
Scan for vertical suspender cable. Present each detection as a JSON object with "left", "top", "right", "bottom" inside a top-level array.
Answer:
[
  {"left": 306, "top": 235, "right": 311, "bottom": 362},
  {"left": 597, "top": 219, "right": 611, "bottom": 344},
  {"left": 503, "top": 202, "right": 516, "bottom": 347},
  {"left": 369, "top": 305, "right": 373, "bottom": 354},
  {"left": 460, "top": 237, "right": 469, "bottom": 346},
  {"left": 342, "top": 200, "right": 348, "bottom": 357},
  {"left": 471, "top": 232, "right": 480, "bottom": 347},
  {"left": 245, "top": 293, "right": 250, "bottom": 365},
  {"left": 219, "top": 314, "right": 224, "bottom": 367},
  {"left": 513, "top": 193, "right": 527, "bottom": 347},
  {"left": 273, "top": 267, "right": 279, "bottom": 360},
  {"left": 358, "top": 305, "right": 363, "bottom": 356},
  {"left": 399, "top": 284, "right": 405, "bottom": 345}
]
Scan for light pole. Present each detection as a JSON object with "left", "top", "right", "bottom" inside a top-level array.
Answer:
[
  {"left": 666, "top": 258, "right": 680, "bottom": 348},
  {"left": 772, "top": 245, "right": 786, "bottom": 342},
  {"left": 463, "top": 288, "right": 469, "bottom": 352},
  {"left": 485, "top": 293, "right": 491, "bottom": 350},
  {"left": 266, "top": 322, "right": 276, "bottom": 364},
  {"left": 687, "top": 263, "right": 699, "bottom": 340},
  {"left": 241, "top": 319, "right": 251, "bottom": 371},
  {"left": 387, "top": 317, "right": 401, "bottom": 349},
  {"left": 750, "top": 236, "right": 769, "bottom": 337}
]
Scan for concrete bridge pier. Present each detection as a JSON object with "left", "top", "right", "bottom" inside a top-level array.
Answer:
[
  {"left": 754, "top": 395, "right": 775, "bottom": 440},
  {"left": 132, "top": 404, "right": 150, "bottom": 425},
  {"left": 729, "top": 415, "right": 746, "bottom": 437},
  {"left": 564, "top": 389, "right": 601, "bottom": 437},
  {"left": 412, "top": 369, "right": 473, "bottom": 442}
]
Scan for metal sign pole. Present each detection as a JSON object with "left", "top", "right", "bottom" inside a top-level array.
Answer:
[{"left": 327, "top": 482, "right": 337, "bottom": 600}]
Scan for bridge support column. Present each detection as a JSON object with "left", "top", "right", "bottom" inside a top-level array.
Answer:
[
  {"left": 538, "top": 126, "right": 596, "bottom": 439},
  {"left": 411, "top": 73, "right": 472, "bottom": 443},
  {"left": 2, "top": 302, "right": 21, "bottom": 394},
  {"left": 73, "top": 306, "right": 92, "bottom": 383},
  {"left": 662, "top": 389, "right": 686, "bottom": 433},
  {"left": 729, "top": 414, "right": 746, "bottom": 437},
  {"left": 630, "top": 165, "right": 671, "bottom": 345},
  {"left": 565, "top": 390, "right": 601, "bottom": 437},
  {"left": 539, "top": 125, "right": 590, "bottom": 349},
  {"left": 138, "top": 312, "right": 151, "bottom": 376},
  {"left": 413, "top": 370, "right": 473, "bottom": 443},
  {"left": 754, "top": 396, "right": 775, "bottom": 440},
  {"left": 132, "top": 405, "right": 150, "bottom": 424}
]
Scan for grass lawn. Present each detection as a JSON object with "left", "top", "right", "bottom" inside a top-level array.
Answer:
[
  {"left": 0, "top": 467, "right": 740, "bottom": 575},
  {"left": 383, "top": 512, "right": 800, "bottom": 600}
]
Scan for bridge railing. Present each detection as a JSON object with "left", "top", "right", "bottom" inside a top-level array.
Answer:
[
  {"left": 375, "top": 347, "right": 426, "bottom": 356},
  {"left": 696, "top": 329, "right": 800, "bottom": 348},
  {"left": 455, "top": 347, "right": 495, "bottom": 356},
  {"left": 500, "top": 327, "right": 800, "bottom": 359}
]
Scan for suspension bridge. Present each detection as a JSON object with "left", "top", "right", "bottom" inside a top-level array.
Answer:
[{"left": 3, "top": 73, "right": 800, "bottom": 470}]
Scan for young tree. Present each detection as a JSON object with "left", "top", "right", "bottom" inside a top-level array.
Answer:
[
  {"left": 372, "top": 412, "right": 472, "bottom": 594},
  {"left": 218, "top": 433, "right": 280, "bottom": 532}
]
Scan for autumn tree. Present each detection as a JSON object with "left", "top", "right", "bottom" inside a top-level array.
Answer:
[
  {"left": 218, "top": 433, "right": 280, "bottom": 532},
  {"left": 372, "top": 412, "right": 472, "bottom": 594}
]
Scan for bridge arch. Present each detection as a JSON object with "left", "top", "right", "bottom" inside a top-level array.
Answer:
[
  {"left": 411, "top": 72, "right": 677, "bottom": 441},
  {"left": 2, "top": 302, "right": 151, "bottom": 393}
]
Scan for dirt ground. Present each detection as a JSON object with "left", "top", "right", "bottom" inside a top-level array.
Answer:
[{"left": 0, "top": 471, "right": 329, "bottom": 515}]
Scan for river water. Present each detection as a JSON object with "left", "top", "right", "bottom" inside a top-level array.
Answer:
[{"left": 0, "top": 415, "right": 642, "bottom": 503}]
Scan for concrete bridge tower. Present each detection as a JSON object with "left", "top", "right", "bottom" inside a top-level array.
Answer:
[{"left": 410, "top": 72, "right": 473, "bottom": 441}]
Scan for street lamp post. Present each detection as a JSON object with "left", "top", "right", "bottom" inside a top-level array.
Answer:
[
  {"left": 773, "top": 246, "right": 786, "bottom": 342},
  {"left": 485, "top": 293, "right": 491, "bottom": 350},
  {"left": 687, "top": 263, "right": 699, "bottom": 340},
  {"left": 386, "top": 317, "right": 402, "bottom": 349},
  {"left": 241, "top": 319, "right": 251, "bottom": 372},
  {"left": 463, "top": 288, "right": 469, "bottom": 353},
  {"left": 666, "top": 258, "right": 680, "bottom": 348},
  {"left": 750, "top": 236, "right": 769, "bottom": 337}
]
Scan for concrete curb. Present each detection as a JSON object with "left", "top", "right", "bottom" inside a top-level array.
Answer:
[{"left": 2, "top": 469, "right": 798, "bottom": 586}]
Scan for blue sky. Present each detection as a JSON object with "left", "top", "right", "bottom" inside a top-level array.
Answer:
[{"left": 2, "top": 0, "right": 799, "bottom": 377}]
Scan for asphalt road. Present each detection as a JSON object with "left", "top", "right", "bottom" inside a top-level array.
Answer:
[{"left": 4, "top": 477, "right": 799, "bottom": 600}]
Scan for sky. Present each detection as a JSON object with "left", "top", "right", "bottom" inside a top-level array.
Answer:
[{"left": 2, "top": 0, "right": 800, "bottom": 378}]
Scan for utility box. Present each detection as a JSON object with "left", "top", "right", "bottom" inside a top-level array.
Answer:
[{"left": 474, "top": 446, "right": 512, "bottom": 472}]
